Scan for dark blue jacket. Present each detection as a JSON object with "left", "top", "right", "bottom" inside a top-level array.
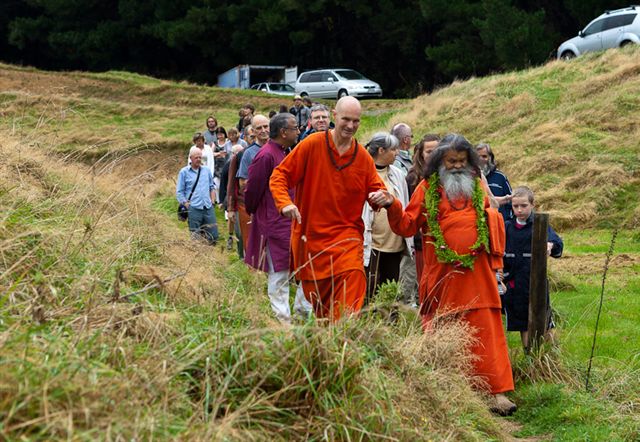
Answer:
[
  {"left": 503, "top": 215, "right": 563, "bottom": 302},
  {"left": 486, "top": 167, "right": 513, "bottom": 221}
]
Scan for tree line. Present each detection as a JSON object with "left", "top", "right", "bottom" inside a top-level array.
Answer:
[{"left": 0, "top": 0, "right": 628, "bottom": 97}]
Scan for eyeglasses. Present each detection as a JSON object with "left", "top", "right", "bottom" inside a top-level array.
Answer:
[{"left": 285, "top": 126, "right": 300, "bottom": 132}]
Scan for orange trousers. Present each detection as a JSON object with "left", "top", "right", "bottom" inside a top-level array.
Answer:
[
  {"left": 422, "top": 308, "right": 514, "bottom": 394},
  {"left": 301, "top": 270, "right": 366, "bottom": 322}
]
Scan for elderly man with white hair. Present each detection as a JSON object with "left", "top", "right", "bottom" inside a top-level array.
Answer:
[
  {"left": 176, "top": 146, "right": 219, "bottom": 244},
  {"left": 391, "top": 122, "right": 419, "bottom": 308},
  {"left": 390, "top": 122, "right": 414, "bottom": 175}
]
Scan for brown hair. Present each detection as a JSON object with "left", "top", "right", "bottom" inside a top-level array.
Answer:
[
  {"left": 512, "top": 186, "right": 535, "bottom": 204},
  {"left": 408, "top": 134, "right": 440, "bottom": 187}
]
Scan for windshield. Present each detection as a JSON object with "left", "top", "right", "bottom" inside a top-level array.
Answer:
[
  {"left": 270, "top": 83, "right": 295, "bottom": 92},
  {"left": 335, "top": 70, "right": 366, "bottom": 80}
]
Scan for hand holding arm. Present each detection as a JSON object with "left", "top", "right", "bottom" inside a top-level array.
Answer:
[{"left": 368, "top": 190, "right": 395, "bottom": 208}]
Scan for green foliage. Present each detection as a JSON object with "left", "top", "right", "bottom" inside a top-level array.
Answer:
[
  {"left": 511, "top": 383, "right": 639, "bottom": 440},
  {"left": 2, "top": 0, "right": 624, "bottom": 96}
]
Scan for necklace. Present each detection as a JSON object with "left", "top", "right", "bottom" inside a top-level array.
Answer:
[
  {"left": 325, "top": 130, "right": 357, "bottom": 171},
  {"left": 424, "top": 173, "right": 489, "bottom": 269}
]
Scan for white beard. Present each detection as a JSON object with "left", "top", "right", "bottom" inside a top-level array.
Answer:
[
  {"left": 439, "top": 165, "right": 474, "bottom": 201},
  {"left": 480, "top": 163, "right": 492, "bottom": 176}
]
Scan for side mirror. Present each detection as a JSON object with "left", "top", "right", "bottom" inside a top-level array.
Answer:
[
  {"left": 328, "top": 77, "right": 335, "bottom": 82},
  {"left": 578, "top": 30, "right": 584, "bottom": 38}
]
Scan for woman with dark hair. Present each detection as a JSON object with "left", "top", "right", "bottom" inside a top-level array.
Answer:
[
  {"left": 213, "top": 127, "right": 232, "bottom": 202},
  {"left": 407, "top": 134, "right": 440, "bottom": 284},
  {"left": 362, "top": 132, "right": 413, "bottom": 304}
]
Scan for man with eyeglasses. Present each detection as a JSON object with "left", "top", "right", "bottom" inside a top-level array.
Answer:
[
  {"left": 299, "top": 103, "right": 332, "bottom": 142},
  {"left": 244, "top": 113, "right": 312, "bottom": 323},
  {"left": 232, "top": 115, "right": 270, "bottom": 254}
]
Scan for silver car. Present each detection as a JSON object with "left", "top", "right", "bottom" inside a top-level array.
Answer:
[
  {"left": 250, "top": 82, "right": 296, "bottom": 96},
  {"left": 557, "top": 5, "right": 640, "bottom": 59},
  {"left": 295, "top": 69, "right": 383, "bottom": 99}
]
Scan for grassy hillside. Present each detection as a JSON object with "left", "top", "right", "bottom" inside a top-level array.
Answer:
[
  {"left": 388, "top": 46, "right": 640, "bottom": 229},
  {"left": 1, "top": 50, "right": 639, "bottom": 441}
]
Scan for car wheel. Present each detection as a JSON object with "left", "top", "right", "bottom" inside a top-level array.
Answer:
[
  {"left": 561, "top": 51, "right": 576, "bottom": 60},
  {"left": 300, "top": 92, "right": 309, "bottom": 98},
  {"left": 338, "top": 89, "right": 348, "bottom": 99},
  {"left": 620, "top": 40, "right": 633, "bottom": 47}
]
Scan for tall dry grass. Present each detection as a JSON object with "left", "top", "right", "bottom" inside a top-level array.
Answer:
[
  {"left": 0, "top": 102, "right": 510, "bottom": 440},
  {"left": 388, "top": 46, "right": 640, "bottom": 229}
]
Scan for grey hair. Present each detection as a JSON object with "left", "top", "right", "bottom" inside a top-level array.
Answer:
[
  {"left": 251, "top": 114, "right": 268, "bottom": 126},
  {"left": 424, "top": 133, "right": 481, "bottom": 178},
  {"left": 390, "top": 122, "right": 411, "bottom": 139},
  {"left": 189, "top": 146, "right": 202, "bottom": 157},
  {"left": 366, "top": 131, "right": 399, "bottom": 157},
  {"left": 269, "top": 112, "right": 295, "bottom": 139},
  {"left": 309, "top": 104, "right": 329, "bottom": 115}
]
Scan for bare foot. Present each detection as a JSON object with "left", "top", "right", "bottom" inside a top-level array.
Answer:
[{"left": 490, "top": 393, "right": 517, "bottom": 416}]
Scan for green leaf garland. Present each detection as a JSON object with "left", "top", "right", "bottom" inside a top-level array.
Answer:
[{"left": 424, "top": 173, "right": 490, "bottom": 269}]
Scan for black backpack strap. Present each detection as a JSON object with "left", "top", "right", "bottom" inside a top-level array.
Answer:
[{"left": 187, "top": 167, "right": 202, "bottom": 202}]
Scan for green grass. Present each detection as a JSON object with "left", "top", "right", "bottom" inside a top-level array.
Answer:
[
  {"left": 2, "top": 57, "right": 640, "bottom": 441},
  {"left": 504, "top": 228, "right": 640, "bottom": 440},
  {"left": 510, "top": 383, "right": 638, "bottom": 441}
]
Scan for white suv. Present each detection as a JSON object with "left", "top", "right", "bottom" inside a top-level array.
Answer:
[
  {"left": 295, "top": 69, "right": 383, "bottom": 99},
  {"left": 557, "top": 6, "right": 640, "bottom": 59}
]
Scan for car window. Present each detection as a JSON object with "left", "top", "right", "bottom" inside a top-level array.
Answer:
[
  {"left": 321, "top": 72, "right": 337, "bottom": 82},
  {"left": 335, "top": 70, "right": 366, "bottom": 80},
  {"left": 270, "top": 84, "right": 295, "bottom": 92},
  {"left": 307, "top": 72, "right": 322, "bottom": 82},
  {"left": 299, "top": 73, "right": 310, "bottom": 83},
  {"left": 583, "top": 19, "right": 604, "bottom": 36},
  {"left": 602, "top": 16, "right": 621, "bottom": 31},
  {"left": 606, "top": 14, "right": 637, "bottom": 29},
  {"left": 250, "top": 85, "right": 258, "bottom": 90}
]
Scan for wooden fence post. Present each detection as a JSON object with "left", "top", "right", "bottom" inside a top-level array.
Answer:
[{"left": 528, "top": 212, "right": 549, "bottom": 352}]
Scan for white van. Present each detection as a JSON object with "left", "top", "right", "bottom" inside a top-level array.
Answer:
[{"left": 295, "top": 69, "right": 383, "bottom": 99}]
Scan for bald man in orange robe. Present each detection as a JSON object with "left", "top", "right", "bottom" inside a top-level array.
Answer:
[
  {"left": 369, "top": 133, "right": 517, "bottom": 416},
  {"left": 270, "top": 97, "right": 386, "bottom": 321}
]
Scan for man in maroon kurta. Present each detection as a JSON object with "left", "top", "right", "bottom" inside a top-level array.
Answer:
[{"left": 244, "top": 113, "right": 311, "bottom": 322}]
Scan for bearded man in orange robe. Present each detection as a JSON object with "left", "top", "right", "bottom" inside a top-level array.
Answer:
[
  {"left": 270, "top": 97, "right": 386, "bottom": 321},
  {"left": 369, "top": 133, "right": 517, "bottom": 416}
]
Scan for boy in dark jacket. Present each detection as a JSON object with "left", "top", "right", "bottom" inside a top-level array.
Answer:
[{"left": 503, "top": 186, "right": 563, "bottom": 349}]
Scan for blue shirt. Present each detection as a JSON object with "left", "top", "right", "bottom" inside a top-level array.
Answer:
[
  {"left": 203, "top": 129, "right": 217, "bottom": 145},
  {"left": 486, "top": 167, "right": 513, "bottom": 220},
  {"left": 176, "top": 165, "right": 215, "bottom": 209},
  {"left": 236, "top": 142, "right": 261, "bottom": 180}
]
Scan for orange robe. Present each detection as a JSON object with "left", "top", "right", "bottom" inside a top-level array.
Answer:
[
  {"left": 270, "top": 131, "right": 386, "bottom": 321},
  {"left": 387, "top": 179, "right": 514, "bottom": 394}
]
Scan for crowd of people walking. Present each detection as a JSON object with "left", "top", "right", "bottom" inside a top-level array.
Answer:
[{"left": 175, "top": 94, "right": 564, "bottom": 416}]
